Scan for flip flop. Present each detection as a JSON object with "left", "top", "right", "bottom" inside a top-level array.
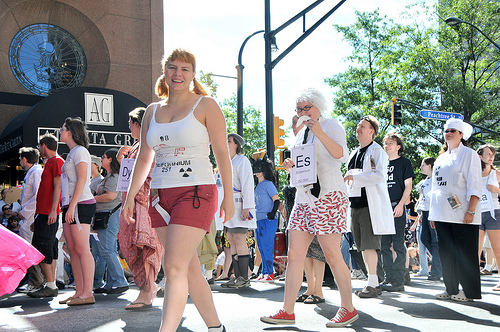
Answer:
[
  {"left": 216, "top": 276, "right": 230, "bottom": 281},
  {"left": 304, "top": 295, "right": 325, "bottom": 304},
  {"left": 125, "top": 302, "right": 153, "bottom": 310},
  {"left": 492, "top": 285, "right": 500, "bottom": 291},
  {"left": 296, "top": 293, "right": 310, "bottom": 302}
]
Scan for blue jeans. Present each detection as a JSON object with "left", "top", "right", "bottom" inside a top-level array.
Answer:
[
  {"left": 416, "top": 225, "right": 429, "bottom": 276},
  {"left": 420, "top": 210, "right": 442, "bottom": 278},
  {"left": 90, "top": 235, "right": 106, "bottom": 289},
  {"left": 256, "top": 218, "right": 278, "bottom": 275},
  {"left": 341, "top": 232, "right": 359, "bottom": 270},
  {"left": 96, "top": 209, "right": 128, "bottom": 289}
]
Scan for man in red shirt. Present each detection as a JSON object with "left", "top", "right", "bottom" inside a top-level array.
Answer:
[{"left": 28, "top": 134, "right": 65, "bottom": 298}]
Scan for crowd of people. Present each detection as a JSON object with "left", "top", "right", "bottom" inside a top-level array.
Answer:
[{"left": 0, "top": 48, "right": 498, "bottom": 332}]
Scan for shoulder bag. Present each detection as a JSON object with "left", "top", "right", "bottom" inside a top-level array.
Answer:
[{"left": 92, "top": 203, "right": 121, "bottom": 230}]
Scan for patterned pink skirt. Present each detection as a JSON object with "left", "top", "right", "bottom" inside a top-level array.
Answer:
[{"left": 288, "top": 191, "right": 348, "bottom": 235}]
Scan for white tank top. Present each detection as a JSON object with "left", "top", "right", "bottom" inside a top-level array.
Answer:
[
  {"left": 146, "top": 96, "right": 215, "bottom": 189},
  {"left": 481, "top": 169, "right": 500, "bottom": 212}
]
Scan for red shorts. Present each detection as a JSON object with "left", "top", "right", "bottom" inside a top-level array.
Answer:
[
  {"left": 149, "top": 184, "right": 217, "bottom": 232},
  {"left": 288, "top": 191, "right": 348, "bottom": 235}
]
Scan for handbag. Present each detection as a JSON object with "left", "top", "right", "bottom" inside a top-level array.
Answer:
[{"left": 92, "top": 203, "right": 121, "bottom": 230}]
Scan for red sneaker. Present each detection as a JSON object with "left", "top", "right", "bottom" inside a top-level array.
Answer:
[
  {"left": 261, "top": 274, "right": 275, "bottom": 283},
  {"left": 326, "top": 307, "right": 358, "bottom": 327},
  {"left": 260, "top": 309, "right": 295, "bottom": 324},
  {"left": 256, "top": 274, "right": 264, "bottom": 281}
]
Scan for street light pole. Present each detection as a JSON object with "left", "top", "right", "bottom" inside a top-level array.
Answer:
[
  {"left": 445, "top": 17, "right": 500, "bottom": 51},
  {"left": 264, "top": 0, "right": 275, "bottom": 158},
  {"left": 236, "top": 30, "right": 264, "bottom": 137}
]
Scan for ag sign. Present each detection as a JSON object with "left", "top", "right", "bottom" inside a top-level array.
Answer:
[{"left": 419, "top": 110, "right": 464, "bottom": 121}]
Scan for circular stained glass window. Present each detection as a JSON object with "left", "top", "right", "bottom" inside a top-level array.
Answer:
[{"left": 9, "top": 24, "right": 87, "bottom": 96}]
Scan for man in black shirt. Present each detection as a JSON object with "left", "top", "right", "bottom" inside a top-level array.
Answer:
[{"left": 381, "top": 131, "right": 414, "bottom": 291}]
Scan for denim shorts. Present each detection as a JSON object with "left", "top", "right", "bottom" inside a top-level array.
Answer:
[{"left": 480, "top": 209, "right": 500, "bottom": 231}]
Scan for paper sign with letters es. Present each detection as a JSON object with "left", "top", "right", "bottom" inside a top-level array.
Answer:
[{"left": 290, "top": 143, "right": 316, "bottom": 187}]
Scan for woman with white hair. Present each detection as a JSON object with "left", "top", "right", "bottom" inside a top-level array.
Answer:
[
  {"left": 430, "top": 118, "right": 482, "bottom": 302},
  {"left": 261, "top": 88, "right": 357, "bottom": 327}
]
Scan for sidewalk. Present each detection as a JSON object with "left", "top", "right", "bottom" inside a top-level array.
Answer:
[{"left": 1, "top": 274, "right": 500, "bottom": 331}]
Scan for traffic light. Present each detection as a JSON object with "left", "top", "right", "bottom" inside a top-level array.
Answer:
[
  {"left": 273, "top": 116, "right": 285, "bottom": 149},
  {"left": 391, "top": 98, "right": 402, "bottom": 125},
  {"left": 252, "top": 149, "right": 266, "bottom": 160},
  {"left": 279, "top": 149, "right": 290, "bottom": 166}
]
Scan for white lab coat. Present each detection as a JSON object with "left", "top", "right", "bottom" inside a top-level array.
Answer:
[
  {"left": 429, "top": 143, "right": 482, "bottom": 225},
  {"left": 19, "top": 164, "right": 43, "bottom": 242},
  {"left": 347, "top": 142, "right": 395, "bottom": 235},
  {"left": 215, "top": 154, "right": 256, "bottom": 230}
]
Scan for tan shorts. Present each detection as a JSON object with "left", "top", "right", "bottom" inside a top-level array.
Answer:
[{"left": 350, "top": 207, "right": 381, "bottom": 251}]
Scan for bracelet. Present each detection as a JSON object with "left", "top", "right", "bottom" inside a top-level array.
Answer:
[{"left": 467, "top": 210, "right": 476, "bottom": 216}]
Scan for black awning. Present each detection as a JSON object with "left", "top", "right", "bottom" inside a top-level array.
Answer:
[{"left": 0, "top": 87, "right": 147, "bottom": 164}]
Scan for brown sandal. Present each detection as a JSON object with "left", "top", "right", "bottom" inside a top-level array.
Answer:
[
  {"left": 304, "top": 295, "right": 325, "bottom": 304},
  {"left": 296, "top": 293, "right": 310, "bottom": 302},
  {"left": 59, "top": 296, "right": 76, "bottom": 304}
]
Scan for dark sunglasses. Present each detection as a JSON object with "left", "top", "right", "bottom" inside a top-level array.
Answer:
[{"left": 444, "top": 129, "right": 459, "bottom": 134}]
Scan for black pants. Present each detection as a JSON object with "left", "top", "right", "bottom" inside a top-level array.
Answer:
[
  {"left": 381, "top": 210, "right": 407, "bottom": 285},
  {"left": 434, "top": 221, "right": 481, "bottom": 299}
]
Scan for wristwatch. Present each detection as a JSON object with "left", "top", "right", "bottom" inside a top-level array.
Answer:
[{"left": 467, "top": 210, "right": 476, "bottom": 216}]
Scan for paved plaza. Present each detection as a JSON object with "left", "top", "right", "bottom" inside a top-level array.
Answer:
[{"left": 1, "top": 274, "right": 500, "bottom": 332}]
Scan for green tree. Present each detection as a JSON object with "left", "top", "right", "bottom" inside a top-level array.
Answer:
[
  {"left": 326, "top": 0, "right": 500, "bottom": 175},
  {"left": 199, "top": 71, "right": 219, "bottom": 98},
  {"left": 219, "top": 95, "right": 266, "bottom": 157}
]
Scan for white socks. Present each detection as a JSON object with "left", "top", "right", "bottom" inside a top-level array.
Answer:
[
  {"left": 207, "top": 324, "right": 225, "bottom": 332},
  {"left": 46, "top": 281, "right": 57, "bottom": 290},
  {"left": 367, "top": 275, "right": 379, "bottom": 288},
  {"left": 484, "top": 264, "right": 492, "bottom": 271}
]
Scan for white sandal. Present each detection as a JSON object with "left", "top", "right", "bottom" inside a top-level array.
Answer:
[
  {"left": 451, "top": 290, "right": 473, "bottom": 302},
  {"left": 435, "top": 291, "right": 451, "bottom": 300}
]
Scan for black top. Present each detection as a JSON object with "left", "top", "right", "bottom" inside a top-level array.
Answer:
[
  {"left": 387, "top": 156, "right": 414, "bottom": 203},
  {"left": 348, "top": 142, "right": 373, "bottom": 208}
]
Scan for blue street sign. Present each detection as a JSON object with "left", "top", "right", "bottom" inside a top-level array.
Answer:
[{"left": 419, "top": 109, "right": 464, "bottom": 121}]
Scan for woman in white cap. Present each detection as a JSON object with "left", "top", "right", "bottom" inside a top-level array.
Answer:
[
  {"left": 430, "top": 118, "right": 482, "bottom": 302},
  {"left": 216, "top": 133, "right": 255, "bottom": 288}
]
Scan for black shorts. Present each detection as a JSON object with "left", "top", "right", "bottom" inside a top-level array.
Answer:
[
  {"left": 62, "top": 203, "right": 97, "bottom": 224},
  {"left": 32, "top": 214, "right": 59, "bottom": 264}
]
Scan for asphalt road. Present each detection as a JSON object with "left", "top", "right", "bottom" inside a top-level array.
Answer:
[{"left": 1, "top": 274, "right": 500, "bottom": 332}]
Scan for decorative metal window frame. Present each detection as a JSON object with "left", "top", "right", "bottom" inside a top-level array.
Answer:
[{"left": 9, "top": 23, "right": 87, "bottom": 96}]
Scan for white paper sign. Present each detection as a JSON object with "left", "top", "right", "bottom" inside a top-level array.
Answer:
[
  {"left": 290, "top": 143, "right": 316, "bottom": 187},
  {"left": 117, "top": 158, "right": 135, "bottom": 192},
  {"left": 345, "top": 169, "right": 363, "bottom": 197}
]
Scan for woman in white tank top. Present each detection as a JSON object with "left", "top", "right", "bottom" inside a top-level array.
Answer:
[
  {"left": 122, "top": 49, "right": 234, "bottom": 332},
  {"left": 477, "top": 144, "right": 500, "bottom": 291}
]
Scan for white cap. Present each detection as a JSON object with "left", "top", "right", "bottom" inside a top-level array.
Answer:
[{"left": 444, "top": 118, "right": 473, "bottom": 140}]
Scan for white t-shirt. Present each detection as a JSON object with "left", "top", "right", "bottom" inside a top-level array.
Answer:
[
  {"left": 416, "top": 177, "right": 432, "bottom": 212},
  {"left": 61, "top": 145, "right": 94, "bottom": 206}
]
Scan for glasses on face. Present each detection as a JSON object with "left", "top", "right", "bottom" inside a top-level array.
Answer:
[
  {"left": 444, "top": 129, "right": 458, "bottom": 134},
  {"left": 60, "top": 127, "right": 67, "bottom": 132},
  {"left": 296, "top": 105, "right": 313, "bottom": 114},
  {"left": 101, "top": 155, "right": 107, "bottom": 159}
]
